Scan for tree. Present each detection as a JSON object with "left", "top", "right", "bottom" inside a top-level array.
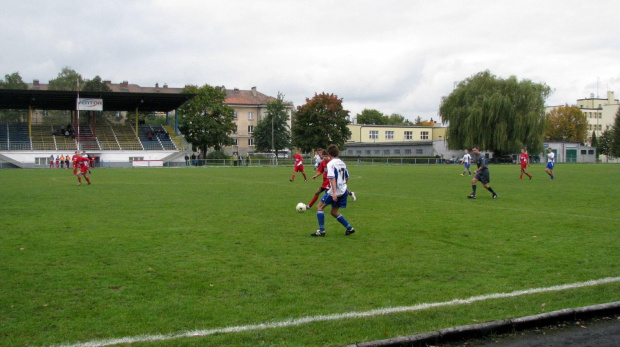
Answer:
[
  {"left": 82, "top": 76, "right": 112, "bottom": 93},
  {"left": 385, "top": 113, "right": 412, "bottom": 125},
  {"left": 439, "top": 70, "right": 551, "bottom": 155},
  {"left": 414, "top": 116, "right": 423, "bottom": 125},
  {"left": 356, "top": 109, "right": 385, "bottom": 125},
  {"left": 253, "top": 92, "right": 292, "bottom": 156},
  {"left": 544, "top": 105, "right": 588, "bottom": 143},
  {"left": 590, "top": 131, "right": 599, "bottom": 159},
  {"left": 0, "top": 72, "right": 28, "bottom": 123},
  {"left": 598, "top": 126, "right": 614, "bottom": 158},
  {"left": 611, "top": 107, "right": 620, "bottom": 157},
  {"left": 292, "top": 92, "right": 351, "bottom": 153},
  {"left": 0, "top": 72, "right": 28, "bottom": 89},
  {"left": 48, "top": 67, "right": 84, "bottom": 91},
  {"left": 178, "top": 84, "right": 236, "bottom": 155}
]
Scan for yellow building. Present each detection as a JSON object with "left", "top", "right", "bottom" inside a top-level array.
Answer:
[{"left": 343, "top": 124, "right": 447, "bottom": 157}]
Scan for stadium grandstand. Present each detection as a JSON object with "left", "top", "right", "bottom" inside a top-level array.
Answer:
[{"left": 0, "top": 89, "right": 195, "bottom": 168}]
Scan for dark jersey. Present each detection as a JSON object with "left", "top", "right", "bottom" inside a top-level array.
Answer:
[{"left": 475, "top": 154, "right": 488, "bottom": 170}]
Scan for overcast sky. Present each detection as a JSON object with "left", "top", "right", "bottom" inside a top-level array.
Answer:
[{"left": 2, "top": 0, "right": 619, "bottom": 122}]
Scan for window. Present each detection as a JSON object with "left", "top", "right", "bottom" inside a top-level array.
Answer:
[
  {"left": 383, "top": 150, "right": 390, "bottom": 155},
  {"left": 581, "top": 150, "right": 587, "bottom": 155},
  {"left": 365, "top": 150, "right": 371, "bottom": 155},
  {"left": 248, "top": 112, "right": 254, "bottom": 120},
  {"left": 599, "top": 125, "right": 602, "bottom": 130},
  {"left": 588, "top": 124, "right": 592, "bottom": 130},
  {"left": 234, "top": 111, "right": 238, "bottom": 119},
  {"left": 385, "top": 131, "right": 394, "bottom": 140},
  {"left": 374, "top": 150, "right": 380, "bottom": 155},
  {"left": 588, "top": 150, "right": 594, "bottom": 155},
  {"left": 356, "top": 150, "right": 362, "bottom": 154},
  {"left": 404, "top": 131, "right": 413, "bottom": 140},
  {"left": 369, "top": 130, "right": 378, "bottom": 139},
  {"left": 248, "top": 138, "right": 254, "bottom": 146},
  {"left": 248, "top": 125, "right": 254, "bottom": 134},
  {"left": 421, "top": 131, "right": 429, "bottom": 140},
  {"left": 129, "top": 157, "right": 144, "bottom": 162},
  {"left": 416, "top": 149, "right": 423, "bottom": 154},
  {"left": 233, "top": 125, "right": 238, "bottom": 134},
  {"left": 35, "top": 157, "right": 49, "bottom": 165},
  {"left": 404, "top": 149, "right": 412, "bottom": 155},
  {"left": 234, "top": 138, "right": 238, "bottom": 146},
  {"left": 394, "top": 149, "right": 401, "bottom": 154}
]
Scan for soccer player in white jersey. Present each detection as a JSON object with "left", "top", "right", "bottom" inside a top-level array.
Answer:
[
  {"left": 460, "top": 149, "right": 472, "bottom": 176},
  {"left": 545, "top": 147, "right": 555, "bottom": 181},
  {"left": 311, "top": 144, "right": 356, "bottom": 237}
]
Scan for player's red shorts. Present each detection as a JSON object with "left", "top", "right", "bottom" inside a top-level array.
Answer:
[
  {"left": 521, "top": 164, "right": 527, "bottom": 170},
  {"left": 294, "top": 164, "right": 305, "bottom": 172},
  {"left": 80, "top": 166, "right": 89, "bottom": 174}
]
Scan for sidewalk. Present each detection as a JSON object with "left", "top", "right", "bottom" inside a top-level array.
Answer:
[{"left": 346, "top": 302, "right": 620, "bottom": 347}]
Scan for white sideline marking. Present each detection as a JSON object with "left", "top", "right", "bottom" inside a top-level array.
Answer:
[{"left": 51, "top": 276, "right": 620, "bottom": 347}]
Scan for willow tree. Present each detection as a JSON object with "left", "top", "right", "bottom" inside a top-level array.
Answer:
[{"left": 439, "top": 71, "right": 551, "bottom": 155}]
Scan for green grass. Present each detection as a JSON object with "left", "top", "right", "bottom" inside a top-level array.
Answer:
[{"left": 1, "top": 163, "right": 619, "bottom": 346}]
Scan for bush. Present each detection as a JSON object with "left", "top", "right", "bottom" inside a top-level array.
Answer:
[{"left": 205, "top": 150, "right": 228, "bottom": 159}]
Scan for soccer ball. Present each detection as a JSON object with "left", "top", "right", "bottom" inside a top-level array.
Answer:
[{"left": 296, "top": 202, "right": 307, "bottom": 213}]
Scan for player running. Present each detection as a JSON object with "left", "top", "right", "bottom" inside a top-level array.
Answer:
[
  {"left": 307, "top": 149, "right": 356, "bottom": 210},
  {"left": 75, "top": 152, "right": 92, "bottom": 186},
  {"left": 71, "top": 151, "right": 80, "bottom": 176},
  {"left": 290, "top": 150, "right": 308, "bottom": 182},
  {"left": 311, "top": 144, "right": 355, "bottom": 237},
  {"left": 519, "top": 148, "right": 532, "bottom": 180}
]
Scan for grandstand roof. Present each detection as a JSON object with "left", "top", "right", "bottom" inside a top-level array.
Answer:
[{"left": 0, "top": 89, "right": 196, "bottom": 112}]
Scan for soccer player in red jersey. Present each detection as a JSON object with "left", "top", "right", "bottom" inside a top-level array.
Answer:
[
  {"left": 290, "top": 150, "right": 308, "bottom": 182},
  {"left": 519, "top": 148, "right": 532, "bottom": 180},
  {"left": 75, "top": 153, "right": 92, "bottom": 185},
  {"left": 71, "top": 151, "right": 80, "bottom": 176}
]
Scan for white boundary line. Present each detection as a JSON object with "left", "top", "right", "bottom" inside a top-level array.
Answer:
[{"left": 51, "top": 276, "right": 620, "bottom": 347}]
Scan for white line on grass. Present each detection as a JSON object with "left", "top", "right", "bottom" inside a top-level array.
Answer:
[{"left": 51, "top": 276, "right": 620, "bottom": 347}]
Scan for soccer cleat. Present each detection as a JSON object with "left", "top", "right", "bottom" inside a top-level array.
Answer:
[
  {"left": 345, "top": 228, "right": 356, "bottom": 236},
  {"left": 304, "top": 179, "right": 307, "bottom": 181},
  {"left": 467, "top": 194, "right": 476, "bottom": 199},
  {"left": 311, "top": 230, "right": 325, "bottom": 237},
  {"left": 76, "top": 183, "right": 81, "bottom": 186},
  {"left": 289, "top": 179, "right": 293, "bottom": 182},
  {"left": 306, "top": 205, "right": 311, "bottom": 210},
  {"left": 493, "top": 194, "right": 498, "bottom": 199},
  {"left": 351, "top": 192, "right": 357, "bottom": 201},
  {"left": 460, "top": 174, "right": 464, "bottom": 176}
]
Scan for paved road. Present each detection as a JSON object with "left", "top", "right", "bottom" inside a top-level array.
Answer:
[{"left": 441, "top": 314, "right": 620, "bottom": 347}]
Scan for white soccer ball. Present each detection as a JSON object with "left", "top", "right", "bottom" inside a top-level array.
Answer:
[{"left": 296, "top": 202, "right": 307, "bottom": 213}]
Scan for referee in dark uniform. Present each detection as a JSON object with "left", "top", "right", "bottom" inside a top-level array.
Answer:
[{"left": 468, "top": 145, "right": 498, "bottom": 199}]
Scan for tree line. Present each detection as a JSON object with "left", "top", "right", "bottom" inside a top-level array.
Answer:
[{"left": 2, "top": 68, "right": 620, "bottom": 158}]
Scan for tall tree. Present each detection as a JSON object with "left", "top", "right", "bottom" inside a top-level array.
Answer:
[
  {"left": 48, "top": 67, "right": 84, "bottom": 91},
  {"left": 356, "top": 109, "right": 385, "bottom": 125},
  {"left": 590, "top": 131, "right": 598, "bottom": 159},
  {"left": 611, "top": 107, "right": 620, "bottom": 157},
  {"left": 178, "top": 84, "right": 235, "bottom": 155},
  {"left": 544, "top": 105, "right": 588, "bottom": 143},
  {"left": 0, "top": 72, "right": 28, "bottom": 122},
  {"left": 292, "top": 92, "right": 351, "bottom": 153},
  {"left": 598, "top": 126, "right": 614, "bottom": 157},
  {"left": 253, "top": 92, "right": 292, "bottom": 156},
  {"left": 439, "top": 70, "right": 551, "bottom": 155}
]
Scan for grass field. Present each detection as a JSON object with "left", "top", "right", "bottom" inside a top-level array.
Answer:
[{"left": 1, "top": 163, "right": 619, "bottom": 346}]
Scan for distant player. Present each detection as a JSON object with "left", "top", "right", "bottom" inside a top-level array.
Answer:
[
  {"left": 311, "top": 144, "right": 355, "bottom": 237},
  {"left": 545, "top": 147, "right": 555, "bottom": 181},
  {"left": 75, "top": 153, "right": 92, "bottom": 186},
  {"left": 519, "top": 148, "right": 532, "bottom": 180},
  {"left": 467, "top": 146, "right": 498, "bottom": 199},
  {"left": 71, "top": 151, "right": 80, "bottom": 176},
  {"left": 460, "top": 149, "right": 472, "bottom": 176},
  {"left": 313, "top": 149, "right": 322, "bottom": 171},
  {"left": 290, "top": 150, "right": 307, "bottom": 182},
  {"left": 307, "top": 149, "right": 356, "bottom": 209}
]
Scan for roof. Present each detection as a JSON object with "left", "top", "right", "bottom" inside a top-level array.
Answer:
[
  {"left": 0, "top": 89, "right": 195, "bottom": 112},
  {"left": 224, "top": 88, "right": 278, "bottom": 106}
]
